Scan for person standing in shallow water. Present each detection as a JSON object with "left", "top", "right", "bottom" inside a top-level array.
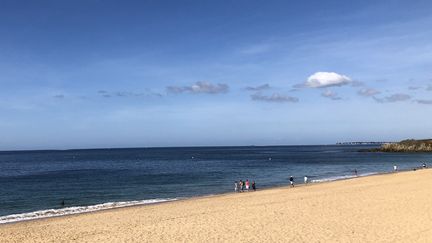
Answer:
[
  {"left": 239, "top": 180, "right": 243, "bottom": 192},
  {"left": 304, "top": 176, "right": 308, "bottom": 184},
  {"left": 289, "top": 176, "right": 294, "bottom": 187},
  {"left": 234, "top": 181, "right": 238, "bottom": 192},
  {"left": 245, "top": 180, "right": 250, "bottom": 191},
  {"left": 252, "top": 181, "right": 256, "bottom": 191}
]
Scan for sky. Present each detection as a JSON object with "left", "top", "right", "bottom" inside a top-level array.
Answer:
[{"left": 1, "top": 0, "right": 432, "bottom": 150}]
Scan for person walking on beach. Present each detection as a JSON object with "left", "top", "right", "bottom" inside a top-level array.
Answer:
[
  {"left": 239, "top": 180, "right": 243, "bottom": 192},
  {"left": 393, "top": 165, "right": 398, "bottom": 172},
  {"left": 234, "top": 181, "right": 238, "bottom": 192},
  {"left": 354, "top": 169, "right": 358, "bottom": 176},
  {"left": 289, "top": 176, "right": 294, "bottom": 187},
  {"left": 304, "top": 176, "right": 308, "bottom": 184},
  {"left": 245, "top": 180, "right": 250, "bottom": 191},
  {"left": 252, "top": 181, "right": 256, "bottom": 191},
  {"left": 241, "top": 180, "right": 246, "bottom": 192}
]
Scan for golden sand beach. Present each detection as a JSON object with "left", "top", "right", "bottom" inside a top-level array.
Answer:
[{"left": 1, "top": 169, "right": 431, "bottom": 242}]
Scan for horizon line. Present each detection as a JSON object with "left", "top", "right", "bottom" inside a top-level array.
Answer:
[{"left": 0, "top": 142, "right": 390, "bottom": 153}]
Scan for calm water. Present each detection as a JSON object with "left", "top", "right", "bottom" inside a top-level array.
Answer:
[{"left": 1, "top": 145, "right": 431, "bottom": 223}]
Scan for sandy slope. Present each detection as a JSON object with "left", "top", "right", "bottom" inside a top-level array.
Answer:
[{"left": 1, "top": 169, "right": 432, "bottom": 242}]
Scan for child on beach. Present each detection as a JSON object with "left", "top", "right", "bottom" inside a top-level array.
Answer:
[
  {"left": 289, "top": 176, "right": 294, "bottom": 187},
  {"left": 252, "top": 181, "right": 256, "bottom": 191},
  {"left": 245, "top": 180, "right": 250, "bottom": 191}
]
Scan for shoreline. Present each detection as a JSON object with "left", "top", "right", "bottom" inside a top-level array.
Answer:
[
  {"left": 0, "top": 167, "right": 425, "bottom": 226},
  {"left": 1, "top": 168, "right": 432, "bottom": 242}
]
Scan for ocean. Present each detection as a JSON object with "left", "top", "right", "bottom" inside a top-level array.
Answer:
[{"left": 1, "top": 145, "right": 431, "bottom": 224}]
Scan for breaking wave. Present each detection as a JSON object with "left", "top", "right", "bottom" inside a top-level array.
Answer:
[{"left": 0, "top": 198, "right": 178, "bottom": 224}]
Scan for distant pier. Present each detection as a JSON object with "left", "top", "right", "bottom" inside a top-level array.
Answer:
[{"left": 336, "top": 142, "right": 393, "bottom": 145}]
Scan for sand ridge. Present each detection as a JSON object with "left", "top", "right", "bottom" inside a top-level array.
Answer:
[{"left": 1, "top": 169, "right": 432, "bottom": 242}]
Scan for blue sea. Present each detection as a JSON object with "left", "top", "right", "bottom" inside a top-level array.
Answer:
[{"left": 1, "top": 145, "right": 431, "bottom": 223}]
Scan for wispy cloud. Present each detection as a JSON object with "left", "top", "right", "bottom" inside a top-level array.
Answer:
[
  {"left": 251, "top": 93, "right": 299, "bottom": 103},
  {"left": 245, "top": 84, "right": 271, "bottom": 91},
  {"left": 416, "top": 99, "right": 432, "bottom": 105},
  {"left": 351, "top": 80, "right": 365, "bottom": 87},
  {"left": 408, "top": 86, "right": 422, "bottom": 90},
  {"left": 357, "top": 88, "right": 381, "bottom": 97},
  {"left": 375, "top": 79, "right": 387, "bottom": 83},
  {"left": 98, "top": 90, "right": 111, "bottom": 98},
  {"left": 427, "top": 85, "right": 432, "bottom": 91},
  {"left": 97, "top": 90, "right": 162, "bottom": 98},
  {"left": 166, "top": 81, "right": 229, "bottom": 94},
  {"left": 240, "top": 43, "right": 272, "bottom": 55},
  {"left": 53, "top": 94, "right": 65, "bottom": 99},
  {"left": 298, "top": 72, "right": 352, "bottom": 88},
  {"left": 373, "top": 93, "right": 411, "bottom": 103},
  {"left": 114, "top": 91, "right": 162, "bottom": 98},
  {"left": 321, "top": 90, "right": 342, "bottom": 100}
]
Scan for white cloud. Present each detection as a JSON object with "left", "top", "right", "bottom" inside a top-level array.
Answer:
[{"left": 304, "top": 72, "right": 352, "bottom": 88}]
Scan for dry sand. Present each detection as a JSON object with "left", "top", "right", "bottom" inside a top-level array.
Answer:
[{"left": 1, "top": 169, "right": 432, "bottom": 242}]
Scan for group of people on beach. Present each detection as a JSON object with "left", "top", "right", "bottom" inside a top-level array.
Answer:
[
  {"left": 289, "top": 175, "right": 309, "bottom": 187},
  {"left": 234, "top": 163, "right": 429, "bottom": 193},
  {"left": 289, "top": 176, "right": 309, "bottom": 187},
  {"left": 395, "top": 162, "right": 428, "bottom": 172},
  {"left": 234, "top": 179, "right": 256, "bottom": 192},
  {"left": 288, "top": 162, "right": 430, "bottom": 188},
  {"left": 353, "top": 162, "right": 429, "bottom": 176},
  {"left": 412, "top": 162, "right": 428, "bottom": 171},
  {"left": 234, "top": 176, "right": 308, "bottom": 192}
]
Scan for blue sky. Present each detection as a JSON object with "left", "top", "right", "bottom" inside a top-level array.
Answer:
[{"left": 1, "top": 0, "right": 432, "bottom": 150}]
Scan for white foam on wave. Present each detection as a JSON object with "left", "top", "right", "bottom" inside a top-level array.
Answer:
[
  {"left": 0, "top": 198, "right": 178, "bottom": 224},
  {"left": 358, "top": 172, "right": 380, "bottom": 177},
  {"left": 311, "top": 172, "right": 379, "bottom": 183}
]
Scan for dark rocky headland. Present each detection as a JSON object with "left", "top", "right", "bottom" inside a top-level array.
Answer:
[{"left": 365, "top": 139, "right": 432, "bottom": 153}]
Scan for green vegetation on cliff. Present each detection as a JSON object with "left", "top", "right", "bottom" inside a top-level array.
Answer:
[{"left": 370, "top": 139, "right": 432, "bottom": 152}]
